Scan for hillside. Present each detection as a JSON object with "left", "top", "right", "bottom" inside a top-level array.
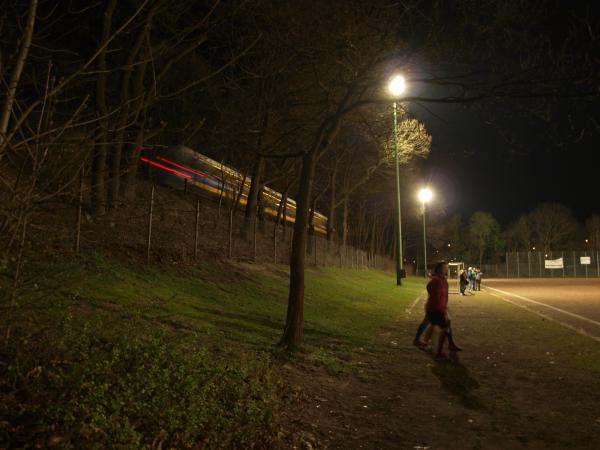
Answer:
[
  {"left": 1, "top": 251, "right": 422, "bottom": 448},
  {"left": 2, "top": 252, "right": 600, "bottom": 448}
]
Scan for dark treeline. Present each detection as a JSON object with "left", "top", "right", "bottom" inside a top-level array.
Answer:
[
  {"left": 1, "top": 0, "right": 597, "bottom": 348},
  {"left": 427, "top": 204, "right": 600, "bottom": 268}
]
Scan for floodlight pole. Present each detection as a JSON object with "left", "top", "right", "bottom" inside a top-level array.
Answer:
[
  {"left": 422, "top": 200, "right": 427, "bottom": 278},
  {"left": 393, "top": 101, "right": 404, "bottom": 286}
]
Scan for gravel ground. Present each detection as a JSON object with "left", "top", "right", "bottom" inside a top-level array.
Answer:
[{"left": 483, "top": 278, "right": 600, "bottom": 340}]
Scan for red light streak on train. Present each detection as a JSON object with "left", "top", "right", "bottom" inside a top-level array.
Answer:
[
  {"left": 139, "top": 156, "right": 192, "bottom": 178},
  {"left": 156, "top": 156, "right": 206, "bottom": 177}
]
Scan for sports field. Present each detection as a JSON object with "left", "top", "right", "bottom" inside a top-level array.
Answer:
[{"left": 484, "top": 278, "right": 600, "bottom": 341}]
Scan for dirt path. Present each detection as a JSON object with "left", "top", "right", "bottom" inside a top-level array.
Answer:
[{"left": 281, "top": 291, "right": 600, "bottom": 449}]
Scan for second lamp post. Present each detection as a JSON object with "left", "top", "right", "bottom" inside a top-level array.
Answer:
[{"left": 418, "top": 187, "right": 433, "bottom": 277}]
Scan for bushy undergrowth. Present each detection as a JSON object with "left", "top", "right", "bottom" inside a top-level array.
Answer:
[{"left": 0, "top": 318, "right": 281, "bottom": 449}]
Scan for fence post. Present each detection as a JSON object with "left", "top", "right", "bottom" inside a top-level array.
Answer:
[
  {"left": 75, "top": 167, "right": 84, "bottom": 254},
  {"left": 194, "top": 199, "right": 200, "bottom": 260},
  {"left": 572, "top": 251, "right": 576, "bottom": 277},
  {"left": 539, "top": 252, "right": 542, "bottom": 277},
  {"left": 228, "top": 208, "right": 233, "bottom": 259},
  {"left": 314, "top": 235, "right": 317, "bottom": 266},
  {"left": 516, "top": 251, "right": 520, "bottom": 278},
  {"left": 505, "top": 252, "right": 509, "bottom": 278},
  {"left": 585, "top": 252, "right": 588, "bottom": 277},
  {"left": 253, "top": 216, "right": 257, "bottom": 263},
  {"left": 146, "top": 185, "right": 155, "bottom": 264},
  {"left": 273, "top": 230, "right": 277, "bottom": 264},
  {"left": 527, "top": 251, "right": 531, "bottom": 278}
]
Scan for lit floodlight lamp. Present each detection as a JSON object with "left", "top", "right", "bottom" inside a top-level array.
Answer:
[
  {"left": 388, "top": 75, "right": 406, "bottom": 97},
  {"left": 418, "top": 187, "right": 433, "bottom": 203}
]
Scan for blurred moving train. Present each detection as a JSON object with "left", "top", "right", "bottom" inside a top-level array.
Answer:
[{"left": 140, "top": 145, "right": 328, "bottom": 235}]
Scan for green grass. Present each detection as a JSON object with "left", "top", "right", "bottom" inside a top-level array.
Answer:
[{"left": 0, "top": 253, "right": 426, "bottom": 448}]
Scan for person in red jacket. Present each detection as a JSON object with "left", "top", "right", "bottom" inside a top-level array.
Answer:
[{"left": 414, "top": 261, "right": 461, "bottom": 358}]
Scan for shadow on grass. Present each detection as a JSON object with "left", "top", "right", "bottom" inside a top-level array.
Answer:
[{"left": 430, "top": 352, "right": 482, "bottom": 409}]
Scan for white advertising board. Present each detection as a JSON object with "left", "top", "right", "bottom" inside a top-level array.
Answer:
[
  {"left": 544, "top": 257, "right": 563, "bottom": 269},
  {"left": 580, "top": 256, "right": 591, "bottom": 265}
]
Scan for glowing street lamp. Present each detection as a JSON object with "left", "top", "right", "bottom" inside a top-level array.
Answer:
[
  {"left": 418, "top": 187, "right": 433, "bottom": 277},
  {"left": 388, "top": 75, "right": 406, "bottom": 97},
  {"left": 388, "top": 74, "right": 407, "bottom": 285}
]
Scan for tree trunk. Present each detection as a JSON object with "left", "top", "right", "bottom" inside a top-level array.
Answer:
[
  {"left": 257, "top": 184, "right": 266, "bottom": 230},
  {"left": 91, "top": 130, "right": 107, "bottom": 215},
  {"left": 281, "top": 152, "right": 315, "bottom": 349},
  {"left": 281, "top": 189, "right": 289, "bottom": 241},
  {"left": 370, "top": 216, "right": 377, "bottom": 262},
  {"left": 242, "top": 154, "right": 265, "bottom": 238},
  {"left": 0, "top": 0, "right": 37, "bottom": 153},
  {"left": 326, "top": 165, "right": 337, "bottom": 241},
  {"left": 122, "top": 122, "right": 146, "bottom": 201},
  {"left": 121, "top": 37, "right": 151, "bottom": 202},
  {"left": 342, "top": 196, "right": 348, "bottom": 253},
  {"left": 307, "top": 199, "right": 316, "bottom": 255},
  {"left": 108, "top": 14, "right": 150, "bottom": 208},
  {"left": 90, "top": 0, "right": 117, "bottom": 215}
]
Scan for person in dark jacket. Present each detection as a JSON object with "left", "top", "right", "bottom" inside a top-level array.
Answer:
[{"left": 459, "top": 269, "right": 468, "bottom": 295}]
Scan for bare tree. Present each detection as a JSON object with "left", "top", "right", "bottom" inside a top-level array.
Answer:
[
  {"left": 505, "top": 214, "right": 534, "bottom": 251},
  {"left": 528, "top": 203, "right": 579, "bottom": 252},
  {"left": 0, "top": 0, "right": 38, "bottom": 151}
]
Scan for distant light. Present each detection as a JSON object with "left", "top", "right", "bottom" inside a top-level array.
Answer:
[
  {"left": 388, "top": 75, "right": 406, "bottom": 97},
  {"left": 418, "top": 187, "right": 433, "bottom": 203},
  {"left": 532, "top": 246, "right": 536, "bottom": 250},
  {"left": 447, "top": 243, "right": 451, "bottom": 247},
  {"left": 545, "top": 254, "right": 548, "bottom": 258},
  {"left": 585, "top": 239, "right": 589, "bottom": 243}
]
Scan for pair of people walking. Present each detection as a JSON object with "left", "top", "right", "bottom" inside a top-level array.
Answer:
[{"left": 413, "top": 261, "right": 462, "bottom": 359}]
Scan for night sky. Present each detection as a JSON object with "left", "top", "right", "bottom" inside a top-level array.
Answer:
[
  {"left": 414, "top": 97, "right": 597, "bottom": 226},
  {"left": 410, "top": 1, "right": 599, "bottom": 226}
]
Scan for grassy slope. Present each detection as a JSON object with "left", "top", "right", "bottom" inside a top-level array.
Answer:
[
  {"left": 3, "top": 255, "right": 600, "bottom": 449},
  {"left": 0, "top": 254, "right": 424, "bottom": 448}
]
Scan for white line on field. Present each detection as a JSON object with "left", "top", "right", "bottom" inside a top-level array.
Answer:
[
  {"left": 486, "top": 291, "right": 600, "bottom": 343},
  {"left": 485, "top": 286, "right": 600, "bottom": 328},
  {"left": 406, "top": 295, "right": 424, "bottom": 316}
]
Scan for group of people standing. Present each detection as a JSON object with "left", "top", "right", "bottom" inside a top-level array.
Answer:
[{"left": 459, "top": 267, "right": 482, "bottom": 295}]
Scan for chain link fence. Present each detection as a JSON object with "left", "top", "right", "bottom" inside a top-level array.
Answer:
[
  {"left": 27, "top": 180, "right": 394, "bottom": 272},
  {"left": 480, "top": 251, "right": 600, "bottom": 278}
]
